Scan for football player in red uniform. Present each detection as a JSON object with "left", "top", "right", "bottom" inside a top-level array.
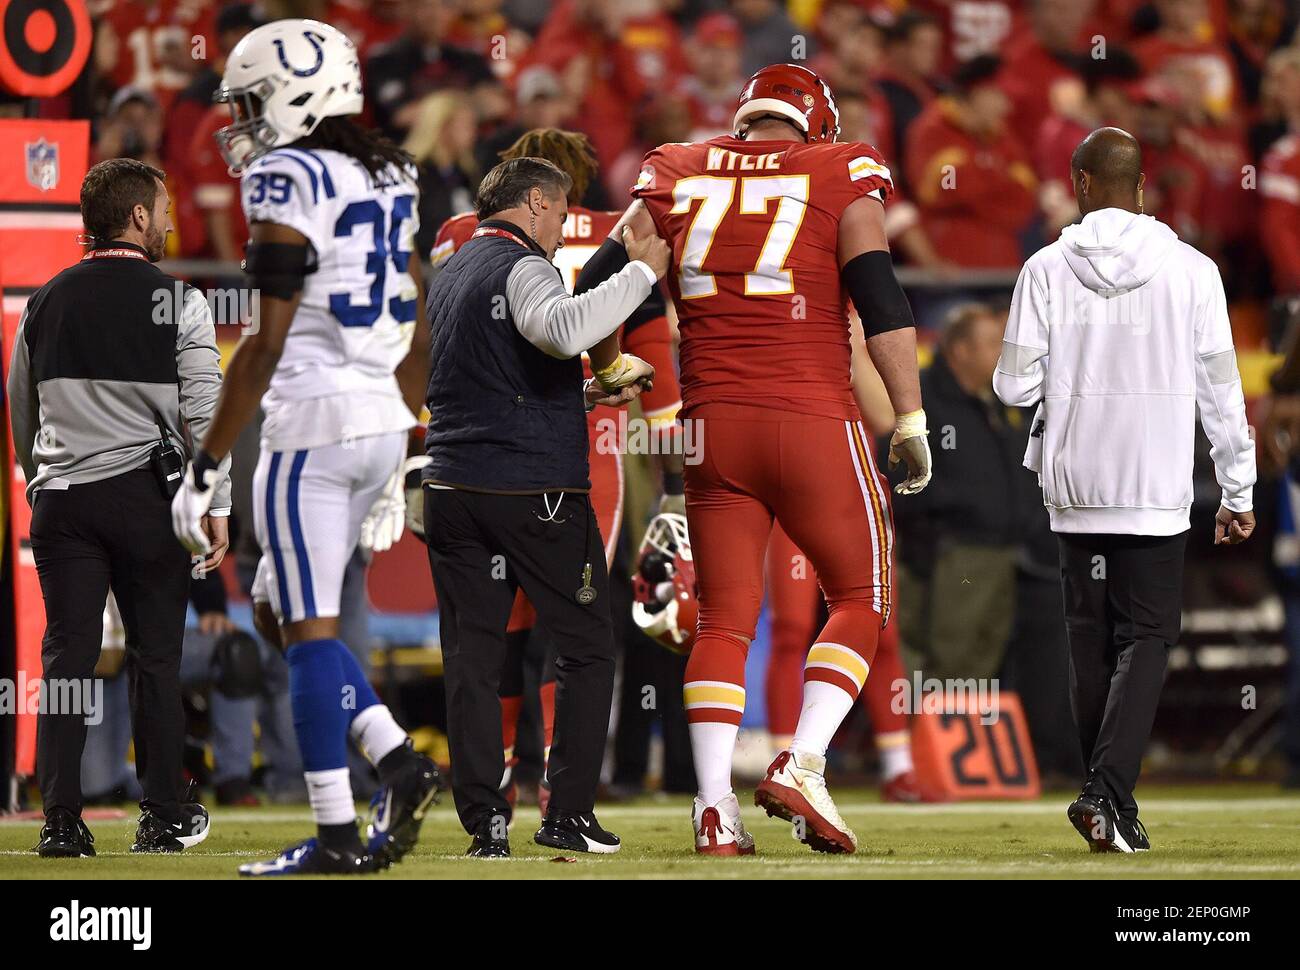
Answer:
[
  {"left": 764, "top": 316, "right": 935, "bottom": 804},
  {"left": 585, "top": 63, "right": 932, "bottom": 855},
  {"left": 431, "top": 128, "right": 685, "bottom": 815}
]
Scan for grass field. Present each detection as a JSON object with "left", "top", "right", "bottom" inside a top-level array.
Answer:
[{"left": 2, "top": 784, "right": 1298, "bottom": 879}]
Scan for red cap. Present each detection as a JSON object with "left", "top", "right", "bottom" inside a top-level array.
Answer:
[{"left": 694, "top": 12, "right": 742, "bottom": 48}]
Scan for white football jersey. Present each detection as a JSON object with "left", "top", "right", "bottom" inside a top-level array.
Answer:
[{"left": 240, "top": 146, "right": 421, "bottom": 450}]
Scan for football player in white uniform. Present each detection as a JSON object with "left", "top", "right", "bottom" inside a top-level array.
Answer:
[{"left": 170, "top": 19, "right": 441, "bottom": 875}]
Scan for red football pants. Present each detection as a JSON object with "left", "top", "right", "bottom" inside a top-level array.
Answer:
[{"left": 683, "top": 406, "right": 893, "bottom": 725}]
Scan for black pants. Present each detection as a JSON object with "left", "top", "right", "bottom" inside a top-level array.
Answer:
[
  {"left": 424, "top": 487, "right": 615, "bottom": 835},
  {"left": 30, "top": 469, "right": 191, "bottom": 820},
  {"left": 1058, "top": 531, "right": 1187, "bottom": 819}
]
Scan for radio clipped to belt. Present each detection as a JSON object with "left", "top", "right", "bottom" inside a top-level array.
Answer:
[{"left": 149, "top": 415, "right": 185, "bottom": 499}]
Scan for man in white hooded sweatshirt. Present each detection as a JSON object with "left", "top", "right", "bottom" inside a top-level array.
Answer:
[{"left": 994, "top": 128, "right": 1256, "bottom": 853}]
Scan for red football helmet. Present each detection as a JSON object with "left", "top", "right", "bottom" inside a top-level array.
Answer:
[
  {"left": 631, "top": 513, "right": 698, "bottom": 655},
  {"left": 733, "top": 63, "right": 840, "bottom": 143}
]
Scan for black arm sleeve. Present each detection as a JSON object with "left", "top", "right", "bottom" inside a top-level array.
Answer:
[
  {"left": 243, "top": 241, "right": 316, "bottom": 300},
  {"left": 573, "top": 235, "right": 666, "bottom": 335},
  {"left": 842, "top": 250, "right": 915, "bottom": 337},
  {"left": 574, "top": 235, "right": 631, "bottom": 295}
]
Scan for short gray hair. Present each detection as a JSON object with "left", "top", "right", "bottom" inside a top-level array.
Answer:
[
  {"left": 940, "top": 302, "right": 998, "bottom": 352},
  {"left": 475, "top": 157, "right": 572, "bottom": 219}
]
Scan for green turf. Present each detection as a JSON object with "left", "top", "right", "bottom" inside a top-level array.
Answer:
[{"left": 3, "top": 784, "right": 1298, "bottom": 879}]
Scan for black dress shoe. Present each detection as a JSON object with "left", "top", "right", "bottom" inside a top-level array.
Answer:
[
  {"left": 534, "top": 810, "right": 621, "bottom": 854},
  {"left": 34, "top": 809, "right": 96, "bottom": 858}
]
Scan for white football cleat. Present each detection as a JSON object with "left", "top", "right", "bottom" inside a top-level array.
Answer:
[
  {"left": 693, "top": 793, "right": 756, "bottom": 856},
  {"left": 754, "top": 749, "right": 857, "bottom": 854}
]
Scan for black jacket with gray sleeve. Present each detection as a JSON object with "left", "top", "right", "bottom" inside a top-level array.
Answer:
[{"left": 6, "top": 243, "right": 231, "bottom": 510}]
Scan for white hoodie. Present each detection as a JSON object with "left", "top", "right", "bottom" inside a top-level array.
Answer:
[{"left": 994, "top": 207, "right": 1254, "bottom": 535}]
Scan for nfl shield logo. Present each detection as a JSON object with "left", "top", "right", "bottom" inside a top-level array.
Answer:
[{"left": 25, "top": 139, "right": 60, "bottom": 192}]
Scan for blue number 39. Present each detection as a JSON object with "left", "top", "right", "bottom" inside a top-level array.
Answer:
[
  {"left": 329, "top": 195, "right": 416, "bottom": 328},
  {"left": 247, "top": 172, "right": 292, "bottom": 205}
]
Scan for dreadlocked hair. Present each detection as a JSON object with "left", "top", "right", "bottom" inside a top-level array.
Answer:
[
  {"left": 292, "top": 116, "right": 415, "bottom": 181},
  {"left": 499, "top": 128, "right": 598, "bottom": 205}
]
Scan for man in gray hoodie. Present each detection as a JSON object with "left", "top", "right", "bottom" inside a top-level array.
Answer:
[{"left": 994, "top": 128, "right": 1256, "bottom": 852}]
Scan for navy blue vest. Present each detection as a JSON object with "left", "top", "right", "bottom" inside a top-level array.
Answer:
[{"left": 423, "top": 220, "right": 589, "bottom": 492}]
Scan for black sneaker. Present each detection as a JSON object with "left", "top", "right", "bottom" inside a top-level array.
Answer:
[
  {"left": 1067, "top": 793, "right": 1135, "bottom": 853},
  {"left": 34, "top": 809, "right": 96, "bottom": 858},
  {"left": 239, "top": 837, "right": 386, "bottom": 876},
  {"left": 366, "top": 750, "right": 445, "bottom": 865},
  {"left": 1123, "top": 815, "right": 1151, "bottom": 852},
  {"left": 131, "top": 802, "right": 211, "bottom": 853},
  {"left": 534, "top": 810, "right": 621, "bottom": 854}
]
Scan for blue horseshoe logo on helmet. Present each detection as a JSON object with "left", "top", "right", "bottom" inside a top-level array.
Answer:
[{"left": 273, "top": 30, "right": 326, "bottom": 77}]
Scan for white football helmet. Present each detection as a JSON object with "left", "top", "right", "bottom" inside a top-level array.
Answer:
[
  {"left": 215, "top": 19, "right": 364, "bottom": 174},
  {"left": 632, "top": 513, "right": 699, "bottom": 655}
]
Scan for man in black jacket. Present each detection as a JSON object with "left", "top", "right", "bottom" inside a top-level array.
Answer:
[
  {"left": 8, "top": 158, "right": 229, "bottom": 856},
  {"left": 423, "top": 157, "right": 669, "bottom": 856},
  {"left": 893, "top": 303, "right": 1028, "bottom": 681}
]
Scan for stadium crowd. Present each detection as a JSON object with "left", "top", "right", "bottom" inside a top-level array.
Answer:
[
  {"left": 20, "top": 0, "right": 1292, "bottom": 303},
  {"left": 12, "top": 0, "right": 1300, "bottom": 803}
]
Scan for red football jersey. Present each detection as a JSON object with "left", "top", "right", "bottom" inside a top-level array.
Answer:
[
  {"left": 630, "top": 136, "right": 892, "bottom": 419},
  {"left": 95, "top": 0, "right": 216, "bottom": 112},
  {"left": 430, "top": 205, "right": 684, "bottom": 423}
]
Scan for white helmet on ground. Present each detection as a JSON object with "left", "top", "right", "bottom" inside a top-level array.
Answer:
[
  {"left": 631, "top": 513, "right": 699, "bottom": 655},
  {"left": 215, "top": 19, "right": 363, "bottom": 174}
]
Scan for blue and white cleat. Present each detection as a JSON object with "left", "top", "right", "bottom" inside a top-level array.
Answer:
[
  {"left": 238, "top": 837, "right": 385, "bottom": 876},
  {"left": 366, "top": 751, "right": 444, "bottom": 865}
]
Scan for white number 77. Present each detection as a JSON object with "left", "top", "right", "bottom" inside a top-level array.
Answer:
[{"left": 670, "top": 175, "right": 810, "bottom": 299}]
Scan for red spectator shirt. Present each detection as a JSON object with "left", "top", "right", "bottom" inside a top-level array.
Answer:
[
  {"left": 1261, "top": 133, "right": 1300, "bottom": 294},
  {"left": 328, "top": 0, "right": 404, "bottom": 58},
  {"left": 913, "top": 0, "right": 1021, "bottom": 72},
  {"left": 95, "top": 0, "right": 216, "bottom": 113},
  {"left": 524, "top": 1, "right": 688, "bottom": 166},
  {"left": 630, "top": 136, "right": 892, "bottom": 419},
  {"left": 187, "top": 103, "right": 246, "bottom": 258},
  {"left": 431, "top": 207, "right": 684, "bottom": 429},
  {"left": 905, "top": 98, "right": 1037, "bottom": 268},
  {"left": 1133, "top": 34, "right": 1238, "bottom": 122}
]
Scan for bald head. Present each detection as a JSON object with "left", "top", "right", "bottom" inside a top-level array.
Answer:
[{"left": 1071, "top": 127, "right": 1144, "bottom": 215}]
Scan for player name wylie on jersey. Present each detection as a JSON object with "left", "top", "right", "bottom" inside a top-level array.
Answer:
[
  {"left": 632, "top": 135, "right": 891, "bottom": 420},
  {"left": 241, "top": 146, "right": 421, "bottom": 450}
]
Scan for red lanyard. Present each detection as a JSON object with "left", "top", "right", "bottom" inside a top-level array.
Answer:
[
  {"left": 471, "top": 226, "right": 531, "bottom": 249},
  {"left": 81, "top": 248, "right": 148, "bottom": 261}
]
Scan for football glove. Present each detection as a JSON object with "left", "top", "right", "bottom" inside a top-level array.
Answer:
[
  {"left": 593, "top": 353, "right": 655, "bottom": 392},
  {"left": 889, "top": 409, "right": 932, "bottom": 495},
  {"left": 361, "top": 461, "right": 407, "bottom": 553},
  {"left": 172, "top": 451, "right": 222, "bottom": 554}
]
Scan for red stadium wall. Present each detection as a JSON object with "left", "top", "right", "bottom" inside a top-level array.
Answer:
[{"left": 0, "top": 118, "right": 88, "bottom": 776}]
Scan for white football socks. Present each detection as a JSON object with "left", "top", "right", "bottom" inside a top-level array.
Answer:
[
  {"left": 690, "top": 721, "right": 740, "bottom": 806},
  {"left": 304, "top": 767, "right": 356, "bottom": 826},
  {"left": 350, "top": 704, "right": 407, "bottom": 766},
  {"left": 877, "top": 731, "right": 914, "bottom": 781},
  {"left": 791, "top": 680, "right": 855, "bottom": 760}
]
